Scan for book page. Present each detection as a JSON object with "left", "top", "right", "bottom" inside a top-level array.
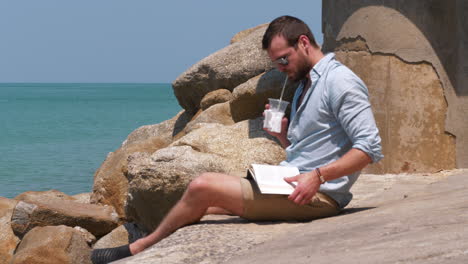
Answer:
[{"left": 250, "top": 164, "right": 299, "bottom": 195}]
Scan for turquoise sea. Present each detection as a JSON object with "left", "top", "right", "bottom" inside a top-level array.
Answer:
[{"left": 0, "top": 83, "right": 181, "bottom": 198}]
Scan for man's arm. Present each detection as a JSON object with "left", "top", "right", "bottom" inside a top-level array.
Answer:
[{"left": 284, "top": 148, "right": 371, "bottom": 205}]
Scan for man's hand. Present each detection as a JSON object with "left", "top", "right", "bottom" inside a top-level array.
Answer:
[
  {"left": 284, "top": 171, "right": 321, "bottom": 205},
  {"left": 263, "top": 104, "right": 290, "bottom": 148}
]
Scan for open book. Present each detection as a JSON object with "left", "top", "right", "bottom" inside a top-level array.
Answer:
[{"left": 248, "top": 164, "right": 299, "bottom": 195}]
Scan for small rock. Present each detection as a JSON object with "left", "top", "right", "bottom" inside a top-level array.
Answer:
[
  {"left": 0, "top": 197, "right": 20, "bottom": 264},
  {"left": 74, "top": 226, "right": 96, "bottom": 245},
  {"left": 10, "top": 198, "right": 119, "bottom": 238},
  {"left": 11, "top": 225, "right": 91, "bottom": 264},
  {"left": 200, "top": 89, "right": 233, "bottom": 110},
  {"left": 93, "top": 225, "right": 129, "bottom": 249}
]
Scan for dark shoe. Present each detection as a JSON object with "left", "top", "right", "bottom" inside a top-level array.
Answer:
[{"left": 91, "top": 244, "right": 132, "bottom": 264}]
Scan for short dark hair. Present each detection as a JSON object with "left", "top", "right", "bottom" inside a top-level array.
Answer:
[{"left": 262, "top": 15, "right": 318, "bottom": 50}]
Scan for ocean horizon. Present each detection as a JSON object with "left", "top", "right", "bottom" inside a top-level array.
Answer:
[{"left": 0, "top": 83, "right": 182, "bottom": 198}]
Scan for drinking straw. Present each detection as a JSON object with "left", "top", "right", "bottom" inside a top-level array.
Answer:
[{"left": 278, "top": 75, "right": 288, "bottom": 110}]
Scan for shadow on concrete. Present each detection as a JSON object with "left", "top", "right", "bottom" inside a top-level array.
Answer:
[
  {"left": 339, "top": 206, "right": 376, "bottom": 215},
  {"left": 198, "top": 216, "right": 251, "bottom": 225},
  {"left": 197, "top": 206, "right": 376, "bottom": 226}
]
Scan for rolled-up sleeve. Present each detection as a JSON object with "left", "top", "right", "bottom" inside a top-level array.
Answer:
[{"left": 328, "top": 68, "right": 384, "bottom": 163}]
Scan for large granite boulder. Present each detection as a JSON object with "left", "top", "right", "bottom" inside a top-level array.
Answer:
[
  {"left": 170, "top": 119, "right": 284, "bottom": 171},
  {"left": 10, "top": 196, "right": 119, "bottom": 238},
  {"left": 180, "top": 70, "right": 299, "bottom": 135},
  {"left": 124, "top": 118, "right": 285, "bottom": 231},
  {"left": 172, "top": 24, "right": 273, "bottom": 113},
  {"left": 91, "top": 111, "right": 192, "bottom": 217},
  {"left": 230, "top": 23, "right": 268, "bottom": 44},
  {"left": 0, "top": 197, "right": 20, "bottom": 264},
  {"left": 91, "top": 22, "right": 289, "bottom": 224},
  {"left": 11, "top": 225, "right": 91, "bottom": 264},
  {"left": 230, "top": 69, "right": 298, "bottom": 122}
]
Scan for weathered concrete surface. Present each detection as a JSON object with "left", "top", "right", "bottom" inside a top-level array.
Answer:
[
  {"left": 337, "top": 50, "right": 456, "bottom": 173},
  {"left": 113, "top": 170, "right": 466, "bottom": 264},
  {"left": 322, "top": 1, "right": 468, "bottom": 169},
  {"left": 228, "top": 170, "right": 468, "bottom": 264},
  {"left": 113, "top": 215, "right": 305, "bottom": 264}
]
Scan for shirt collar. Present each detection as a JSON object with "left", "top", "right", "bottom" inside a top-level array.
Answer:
[{"left": 310, "top": 52, "right": 335, "bottom": 79}]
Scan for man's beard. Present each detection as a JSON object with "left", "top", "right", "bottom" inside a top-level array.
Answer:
[{"left": 290, "top": 57, "right": 311, "bottom": 82}]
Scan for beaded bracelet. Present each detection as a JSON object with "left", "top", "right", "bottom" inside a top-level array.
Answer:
[{"left": 316, "top": 168, "right": 325, "bottom": 184}]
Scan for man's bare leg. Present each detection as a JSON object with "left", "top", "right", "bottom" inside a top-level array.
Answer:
[
  {"left": 205, "top": 207, "right": 233, "bottom": 215},
  {"left": 129, "top": 172, "right": 244, "bottom": 254}
]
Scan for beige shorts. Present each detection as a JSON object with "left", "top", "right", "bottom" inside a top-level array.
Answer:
[{"left": 240, "top": 177, "right": 340, "bottom": 221}]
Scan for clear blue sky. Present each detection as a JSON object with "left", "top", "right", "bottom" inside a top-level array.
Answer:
[{"left": 0, "top": 1, "right": 322, "bottom": 83}]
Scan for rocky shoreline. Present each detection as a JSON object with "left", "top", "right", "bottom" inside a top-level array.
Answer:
[
  {"left": 2, "top": 169, "right": 466, "bottom": 263},
  {"left": 1, "top": 23, "right": 293, "bottom": 264},
  {"left": 2, "top": 20, "right": 467, "bottom": 263}
]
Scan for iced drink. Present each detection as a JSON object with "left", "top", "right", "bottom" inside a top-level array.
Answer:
[{"left": 263, "top": 98, "right": 289, "bottom": 133}]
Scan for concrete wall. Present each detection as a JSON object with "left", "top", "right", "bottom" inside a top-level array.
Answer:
[{"left": 322, "top": 0, "right": 467, "bottom": 173}]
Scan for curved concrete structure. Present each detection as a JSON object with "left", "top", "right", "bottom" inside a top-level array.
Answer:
[{"left": 322, "top": 1, "right": 467, "bottom": 173}]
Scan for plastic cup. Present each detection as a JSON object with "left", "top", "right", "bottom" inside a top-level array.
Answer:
[
  {"left": 263, "top": 98, "right": 289, "bottom": 133},
  {"left": 268, "top": 98, "right": 289, "bottom": 113}
]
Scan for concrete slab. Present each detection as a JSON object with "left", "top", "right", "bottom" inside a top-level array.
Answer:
[
  {"left": 227, "top": 170, "right": 468, "bottom": 264},
  {"left": 114, "top": 170, "right": 467, "bottom": 264}
]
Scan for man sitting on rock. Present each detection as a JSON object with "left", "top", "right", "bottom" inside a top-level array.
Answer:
[{"left": 92, "top": 15, "right": 383, "bottom": 264}]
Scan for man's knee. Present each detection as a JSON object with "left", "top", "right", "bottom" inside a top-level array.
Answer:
[{"left": 186, "top": 172, "right": 219, "bottom": 197}]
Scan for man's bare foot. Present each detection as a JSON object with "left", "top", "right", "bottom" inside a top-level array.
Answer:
[{"left": 129, "top": 238, "right": 151, "bottom": 255}]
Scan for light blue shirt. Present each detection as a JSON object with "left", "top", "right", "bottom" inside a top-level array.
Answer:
[{"left": 280, "top": 53, "right": 383, "bottom": 208}]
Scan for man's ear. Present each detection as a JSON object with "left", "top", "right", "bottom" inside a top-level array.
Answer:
[
  {"left": 298, "top": 35, "right": 310, "bottom": 53},
  {"left": 299, "top": 35, "right": 311, "bottom": 47}
]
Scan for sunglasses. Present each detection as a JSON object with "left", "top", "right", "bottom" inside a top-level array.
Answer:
[
  {"left": 272, "top": 40, "right": 300, "bottom": 67},
  {"left": 273, "top": 56, "right": 289, "bottom": 66}
]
